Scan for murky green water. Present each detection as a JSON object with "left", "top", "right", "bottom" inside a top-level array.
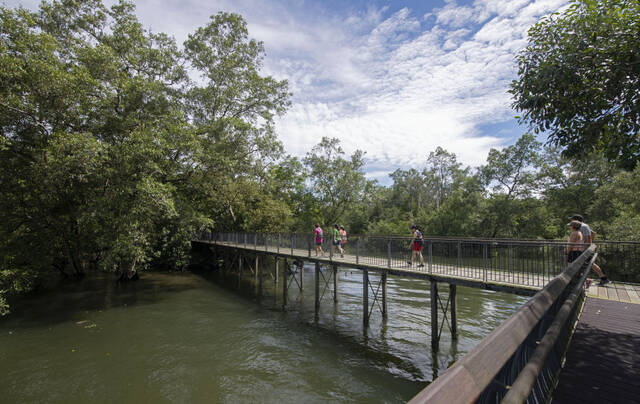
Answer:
[{"left": 0, "top": 263, "right": 528, "bottom": 403}]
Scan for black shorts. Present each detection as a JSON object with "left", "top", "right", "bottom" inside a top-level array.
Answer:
[
  {"left": 333, "top": 240, "right": 341, "bottom": 246},
  {"left": 567, "top": 250, "right": 581, "bottom": 263}
]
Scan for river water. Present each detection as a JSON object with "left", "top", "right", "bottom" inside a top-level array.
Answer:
[{"left": 0, "top": 263, "right": 527, "bottom": 403}]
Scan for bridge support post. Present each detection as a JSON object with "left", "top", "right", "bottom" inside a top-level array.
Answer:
[
  {"left": 274, "top": 256, "right": 279, "bottom": 284},
  {"left": 431, "top": 280, "right": 439, "bottom": 350},
  {"left": 258, "top": 255, "right": 263, "bottom": 300},
  {"left": 382, "top": 271, "right": 388, "bottom": 320},
  {"left": 363, "top": 269, "right": 369, "bottom": 327},
  {"left": 450, "top": 283, "right": 457, "bottom": 340},
  {"left": 333, "top": 265, "right": 338, "bottom": 302},
  {"left": 315, "top": 262, "right": 320, "bottom": 319},
  {"left": 299, "top": 261, "right": 304, "bottom": 290},
  {"left": 282, "top": 258, "right": 288, "bottom": 309},
  {"left": 254, "top": 255, "right": 259, "bottom": 295},
  {"left": 238, "top": 253, "right": 243, "bottom": 288}
]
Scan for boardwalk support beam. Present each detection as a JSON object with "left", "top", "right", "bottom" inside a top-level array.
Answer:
[
  {"left": 431, "top": 280, "right": 439, "bottom": 350},
  {"left": 363, "top": 269, "right": 369, "bottom": 327}
]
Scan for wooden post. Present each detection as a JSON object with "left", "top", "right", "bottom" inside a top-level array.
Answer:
[
  {"left": 382, "top": 271, "right": 388, "bottom": 319},
  {"left": 315, "top": 262, "right": 320, "bottom": 318},
  {"left": 450, "top": 283, "right": 458, "bottom": 340},
  {"left": 363, "top": 269, "right": 369, "bottom": 327},
  {"left": 333, "top": 264, "right": 338, "bottom": 302},
  {"left": 282, "top": 258, "right": 288, "bottom": 309},
  {"left": 431, "top": 280, "right": 439, "bottom": 350}
]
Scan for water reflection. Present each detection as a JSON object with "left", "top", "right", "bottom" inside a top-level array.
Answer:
[{"left": 0, "top": 265, "right": 528, "bottom": 403}]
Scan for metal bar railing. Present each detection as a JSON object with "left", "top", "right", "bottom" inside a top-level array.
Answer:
[
  {"left": 194, "top": 231, "right": 640, "bottom": 284},
  {"left": 407, "top": 245, "right": 596, "bottom": 404}
]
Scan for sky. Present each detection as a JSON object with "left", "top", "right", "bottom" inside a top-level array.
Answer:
[{"left": 7, "top": 0, "right": 570, "bottom": 184}]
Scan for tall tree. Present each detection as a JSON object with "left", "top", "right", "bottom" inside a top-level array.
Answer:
[
  {"left": 510, "top": 0, "right": 640, "bottom": 169},
  {"left": 303, "top": 137, "right": 368, "bottom": 226}
]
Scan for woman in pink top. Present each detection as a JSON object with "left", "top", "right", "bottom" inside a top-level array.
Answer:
[{"left": 314, "top": 223, "right": 324, "bottom": 257}]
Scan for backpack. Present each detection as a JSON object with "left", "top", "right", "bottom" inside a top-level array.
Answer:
[{"left": 415, "top": 230, "right": 424, "bottom": 246}]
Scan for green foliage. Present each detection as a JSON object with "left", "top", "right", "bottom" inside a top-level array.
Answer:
[
  {"left": 0, "top": 1, "right": 290, "bottom": 313},
  {"left": 510, "top": 0, "right": 640, "bottom": 169},
  {"left": 303, "top": 137, "right": 369, "bottom": 227}
]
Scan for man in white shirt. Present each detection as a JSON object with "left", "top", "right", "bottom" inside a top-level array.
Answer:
[{"left": 570, "top": 215, "right": 610, "bottom": 286}]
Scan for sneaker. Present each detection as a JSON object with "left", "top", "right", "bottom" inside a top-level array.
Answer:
[
  {"left": 599, "top": 278, "right": 610, "bottom": 287},
  {"left": 417, "top": 264, "right": 424, "bottom": 268}
]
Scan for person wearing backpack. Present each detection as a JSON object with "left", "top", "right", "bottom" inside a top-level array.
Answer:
[
  {"left": 339, "top": 226, "right": 347, "bottom": 258},
  {"left": 407, "top": 225, "right": 425, "bottom": 268},
  {"left": 314, "top": 223, "right": 324, "bottom": 257}
]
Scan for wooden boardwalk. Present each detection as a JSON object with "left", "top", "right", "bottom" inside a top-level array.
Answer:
[
  {"left": 552, "top": 298, "right": 640, "bottom": 404},
  {"left": 586, "top": 281, "right": 640, "bottom": 304}
]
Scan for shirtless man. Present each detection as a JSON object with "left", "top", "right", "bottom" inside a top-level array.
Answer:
[{"left": 570, "top": 214, "right": 609, "bottom": 286}]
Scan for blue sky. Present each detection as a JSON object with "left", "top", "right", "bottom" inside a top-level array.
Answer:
[{"left": 8, "top": 0, "right": 570, "bottom": 184}]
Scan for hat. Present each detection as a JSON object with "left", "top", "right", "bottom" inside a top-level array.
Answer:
[{"left": 570, "top": 214, "right": 583, "bottom": 222}]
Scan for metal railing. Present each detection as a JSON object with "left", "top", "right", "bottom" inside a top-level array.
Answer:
[
  {"left": 408, "top": 245, "right": 596, "bottom": 404},
  {"left": 196, "top": 232, "right": 595, "bottom": 288},
  {"left": 196, "top": 232, "right": 640, "bottom": 284}
]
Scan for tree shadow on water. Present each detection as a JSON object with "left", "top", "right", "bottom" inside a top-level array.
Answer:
[{"left": 0, "top": 271, "right": 203, "bottom": 329}]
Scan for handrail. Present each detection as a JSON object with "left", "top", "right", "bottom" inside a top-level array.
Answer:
[
  {"left": 407, "top": 244, "right": 596, "bottom": 404},
  {"left": 502, "top": 253, "right": 596, "bottom": 403}
]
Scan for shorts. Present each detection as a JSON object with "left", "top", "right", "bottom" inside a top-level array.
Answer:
[
  {"left": 315, "top": 239, "right": 323, "bottom": 245},
  {"left": 333, "top": 240, "right": 341, "bottom": 246},
  {"left": 567, "top": 250, "right": 581, "bottom": 263},
  {"left": 413, "top": 242, "right": 423, "bottom": 252}
]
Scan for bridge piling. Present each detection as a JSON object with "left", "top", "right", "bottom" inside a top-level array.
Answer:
[
  {"left": 450, "top": 284, "right": 457, "bottom": 340},
  {"left": 333, "top": 265, "right": 338, "bottom": 302},
  {"left": 431, "top": 281, "right": 439, "bottom": 350},
  {"left": 282, "top": 258, "right": 288, "bottom": 309},
  {"left": 363, "top": 269, "right": 369, "bottom": 327},
  {"left": 315, "top": 262, "right": 320, "bottom": 320},
  {"left": 382, "top": 271, "right": 388, "bottom": 319}
]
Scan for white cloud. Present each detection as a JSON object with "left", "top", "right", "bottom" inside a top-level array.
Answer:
[{"left": 7, "top": 0, "right": 570, "bottom": 175}]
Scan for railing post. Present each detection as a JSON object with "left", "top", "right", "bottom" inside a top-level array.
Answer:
[
  {"left": 308, "top": 234, "right": 311, "bottom": 258},
  {"left": 356, "top": 238, "right": 360, "bottom": 265},
  {"left": 291, "top": 234, "right": 294, "bottom": 256},
  {"left": 254, "top": 234, "right": 257, "bottom": 250},
  {"left": 483, "top": 242, "right": 488, "bottom": 282},
  {"left": 428, "top": 240, "right": 433, "bottom": 273},
  {"left": 277, "top": 233, "right": 281, "bottom": 254},
  {"left": 387, "top": 239, "right": 391, "bottom": 268},
  {"left": 244, "top": 233, "right": 247, "bottom": 248}
]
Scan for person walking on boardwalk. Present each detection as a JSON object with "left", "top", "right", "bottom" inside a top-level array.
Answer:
[
  {"left": 314, "top": 223, "right": 324, "bottom": 257},
  {"left": 570, "top": 214, "right": 609, "bottom": 286},
  {"left": 565, "top": 221, "right": 583, "bottom": 263},
  {"left": 339, "top": 226, "right": 347, "bottom": 258},
  {"left": 407, "top": 225, "right": 425, "bottom": 267},
  {"left": 332, "top": 224, "right": 343, "bottom": 257}
]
